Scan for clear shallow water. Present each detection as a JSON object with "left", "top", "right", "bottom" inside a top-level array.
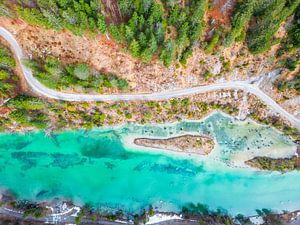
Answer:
[{"left": 0, "top": 112, "right": 299, "bottom": 216}]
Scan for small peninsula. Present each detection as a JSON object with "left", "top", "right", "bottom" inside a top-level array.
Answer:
[
  {"left": 134, "top": 135, "right": 214, "bottom": 155},
  {"left": 246, "top": 146, "right": 300, "bottom": 171}
]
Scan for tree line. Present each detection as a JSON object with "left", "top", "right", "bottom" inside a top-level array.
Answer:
[
  {"left": 225, "top": 0, "right": 300, "bottom": 54},
  {"left": 2, "top": 0, "right": 300, "bottom": 67},
  {"left": 15, "top": 0, "right": 106, "bottom": 36}
]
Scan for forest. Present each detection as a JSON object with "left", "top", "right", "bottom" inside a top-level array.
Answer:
[
  {"left": 25, "top": 56, "right": 129, "bottom": 93},
  {"left": 1, "top": 0, "right": 300, "bottom": 66},
  {"left": 14, "top": 0, "right": 106, "bottom": 35},
  {"left": 117, "top": 0, "right": 208, "bottom": 66},
  {"left": 225, "top": 0, "right": 300, "bottom": 53}
]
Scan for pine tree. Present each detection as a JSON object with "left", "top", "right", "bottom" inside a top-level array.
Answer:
[
  {"left": 129, "top": 39, "right": 140, "bottom": 57},
  {"left": 97, "top": 14, "right": 106, "bottom": 34},
  {"left": 109, "top": 24, "right": 121, "bottom": 43}
]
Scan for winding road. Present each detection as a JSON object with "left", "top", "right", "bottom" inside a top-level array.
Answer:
[{"left": 1, "top": 27, "right": 300, "bottom": 130}]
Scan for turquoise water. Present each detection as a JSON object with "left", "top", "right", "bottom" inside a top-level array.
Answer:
[{"left": 0, "top": 112, "right": 299, "bottom": 216}]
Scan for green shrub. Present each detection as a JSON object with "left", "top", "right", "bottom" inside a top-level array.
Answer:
[
  {"left": 203, "top": 70, "right": 214, "bottom": 81},
  {"left": 0, "top": 70, "right": 9, "bottom": 80},
  {"left": 8, "top": 95, "right": 45, "bottom": 110},
  {"left": 285, "top": 58, "right": 298, "bottom": 71},
  {"left": 0, "top": 47, "right": 16, "bottom": 69},
  {"left": 27, "top": 56, "right": 130, "bottom": 93},
  {"left": 205, "top": 30, "right": 221, "bottom": 54},
  {"left": 74, "top": 64, "right": 90, "bottom": 80}
]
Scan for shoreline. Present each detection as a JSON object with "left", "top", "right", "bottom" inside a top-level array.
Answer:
[
  {"left": 1, "top": 110, "right": 297, "bottom": 138},
  {"left": 0, "top": 111, "right": 297, "bottom": 165},
  {"left": 0, "top": 113, "right": 299, "bottom": 216},
  {"left": 0, "top": 195, "right": 300, "bottom": 225}
]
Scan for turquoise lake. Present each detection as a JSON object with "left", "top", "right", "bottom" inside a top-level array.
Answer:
[{"left": 0, "top": 112, "right": 299, "bottom": 216}]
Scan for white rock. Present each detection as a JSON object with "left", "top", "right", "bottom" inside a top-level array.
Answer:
[
  {"left": 146, "top": 213, "right": 182, "bottom": 224},
  {"left": 249, "top": 216, "right": 264, "bottom": 225}
]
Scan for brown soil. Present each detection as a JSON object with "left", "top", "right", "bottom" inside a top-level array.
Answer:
[
  {"left": 0, "top": 107, "right": 11, "bottom": 116},
  {"left": 134, "top": 135, "right": 214, "bottom": 155},
  {"left": 206, "top": 0, "right": 237, "bottom": 32}
]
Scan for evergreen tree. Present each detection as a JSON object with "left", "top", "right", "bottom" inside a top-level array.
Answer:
[
  {"left": 97, "top": 14, "right": 106, "bottom": 34},
  {"left": 129, "top": 39, "right": 140, "bottom": 57},
  {"left": 109, "top": 24, "right": 121, "bottom": 43}
]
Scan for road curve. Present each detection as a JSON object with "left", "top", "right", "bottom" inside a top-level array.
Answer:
[{"left": 1, "top": 27, "right": 300, "bottom": 130}]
